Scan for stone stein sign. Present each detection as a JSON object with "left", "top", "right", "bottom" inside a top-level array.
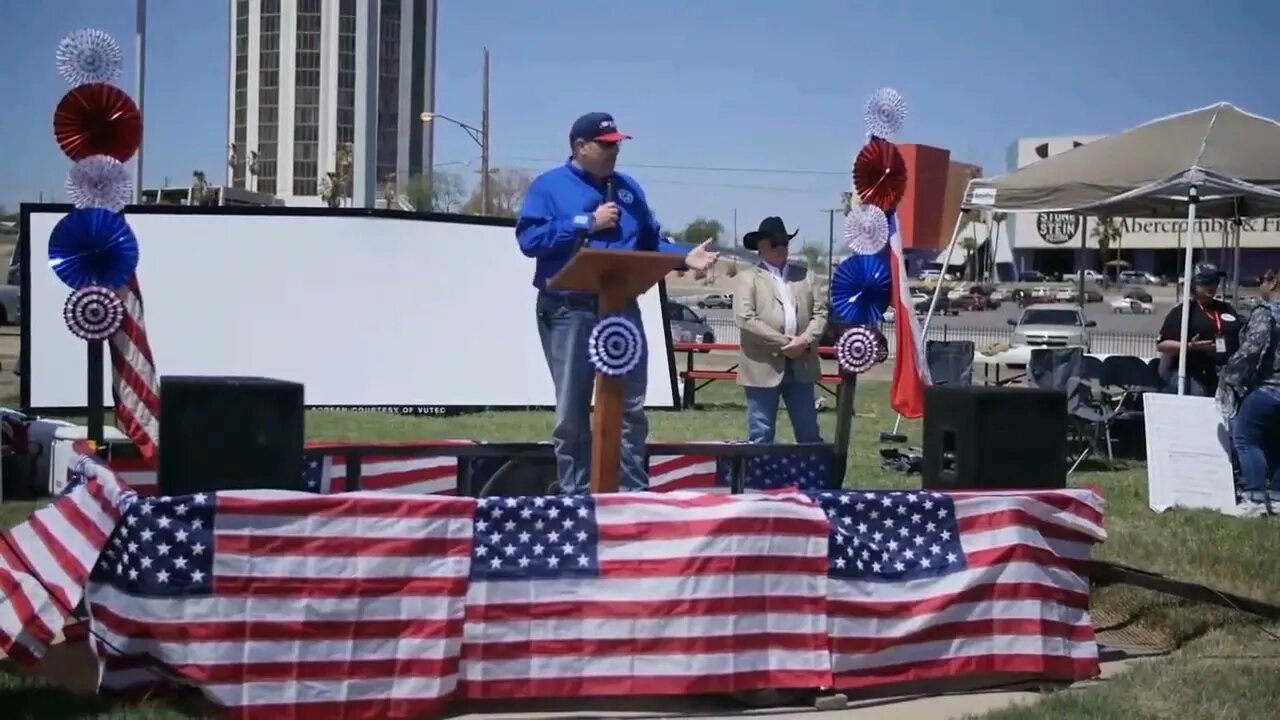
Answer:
[{"left": 1036, "top": 213, "right": 1082, "bottom": 245}]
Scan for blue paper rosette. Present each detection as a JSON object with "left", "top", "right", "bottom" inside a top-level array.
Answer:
[
  {"left": 588, "top": 314, "right": 645, "bottom": 377},
  {"left": 48, "top": 207, "right": 140, "bottom": 290},
  {"left": 830, "top": 252, "right": 892, "bottom": 326}
]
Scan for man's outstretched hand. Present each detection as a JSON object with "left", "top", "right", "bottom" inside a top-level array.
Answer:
[{"left": 684, "top": 239, "right": 719, "bottom": 271}]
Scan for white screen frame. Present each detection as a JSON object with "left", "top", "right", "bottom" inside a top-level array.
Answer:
[{"left": 19, "top": 205, "right": 680, "bottom": 414}]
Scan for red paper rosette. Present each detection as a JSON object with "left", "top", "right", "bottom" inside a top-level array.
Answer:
[
  {"left": 852, "top": 138, "right": 908, "bottom": 212},
  {"left": 53, "top": 82, "right": 143, "bottom": 163}
]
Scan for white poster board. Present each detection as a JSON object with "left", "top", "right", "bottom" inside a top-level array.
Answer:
[
  {"left": 1143, "top": 392, "right": 1240, "bottom": 515},
  {"left": 21, "top": 207, "right": 680, "bottom": 412}
]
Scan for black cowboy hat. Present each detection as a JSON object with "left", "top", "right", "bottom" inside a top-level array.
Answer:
[{"left": 743, "top": 216, "right": 799, "bottom": 250}]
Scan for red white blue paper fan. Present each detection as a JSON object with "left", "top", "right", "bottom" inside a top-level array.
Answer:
[
  {"left": 56, "top": 29, "right": 123, "bottom": 87},
  {"left": 864, "top": 88, "right": 907, "bottom": 139},
  {"left": 67, "top": 155, "right": 132, "bottom": 212},
  {"left": 843, "top": 204, "right": 889, "bottom": 255},
  {"left": 836, "top": 326, "right": 880, "bottom": 375},
  {"left": 588, "top": 314, "right": 644, "bottom": 377},
  {"left": 853, "top": 138, "right": 908, "bottom": 212},
  {"left": 63, "top": 285, "right": 124, "bottom": 341},
  {"left": 831, "top": 253, "right": 892, "bottom": 325}
]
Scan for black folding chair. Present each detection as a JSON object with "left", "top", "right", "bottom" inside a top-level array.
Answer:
[
  {"left": 1028, "top": 348, "right": 1118, "bottom": 474},
  {"left": 926, "top": 340, "right": 975, "bottom": 387}
]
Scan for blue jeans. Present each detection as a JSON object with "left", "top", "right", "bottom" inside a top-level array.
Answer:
[
  {"left": 536, "top": 292, "right": 650, "bottom": 494},
  {"left": 743, "top": 361, "right": 823, "bottom": 444},
  {"left": 1231, "top": 389, "right": 1280, "bottom": 502}
]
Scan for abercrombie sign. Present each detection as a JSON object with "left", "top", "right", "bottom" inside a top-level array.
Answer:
[{"left": 1117, "top": 217, "right": 1280, "bottom": 234}]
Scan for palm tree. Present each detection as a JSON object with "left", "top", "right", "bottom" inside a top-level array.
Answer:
[{"left": 1091, "top": 217, "right": 1124, "bottom": 282}]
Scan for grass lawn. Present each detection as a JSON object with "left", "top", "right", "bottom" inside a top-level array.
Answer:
[{"left": 2, "top": 378, "right": 1279, "bottom": 719}]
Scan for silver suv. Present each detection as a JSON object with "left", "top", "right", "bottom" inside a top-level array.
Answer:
[{"left": 1006, "top": 303, "right": 1096, "bottom": 351}]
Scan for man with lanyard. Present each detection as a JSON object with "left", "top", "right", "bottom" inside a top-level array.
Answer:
[
  {"left": 516, "top": 112, "right": 718, "bottom": 494},
  {"left": 1157, "top": 262, "right": 1241, "bottom": 396}
]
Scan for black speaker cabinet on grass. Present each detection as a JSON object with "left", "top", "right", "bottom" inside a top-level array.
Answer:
[
  {"left": 157, "top": 376, "right": 306, "bottom": 496},
  {"left": 922, "top": 385, "right": 1067, "bottom": 491}
]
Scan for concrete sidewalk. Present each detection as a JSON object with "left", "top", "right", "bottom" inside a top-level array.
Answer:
[{"left": 446, "top": 657, "right": 1144, "bottom": 720}]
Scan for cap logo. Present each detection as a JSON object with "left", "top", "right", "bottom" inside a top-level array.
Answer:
[{"left": 600, "top": 120, "right": 615, "bottom": 129}]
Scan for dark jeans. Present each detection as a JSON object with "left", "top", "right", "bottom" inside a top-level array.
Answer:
[
  {"left": 535, "top": 292, "right": 649, "bottom": 494},
  {"left": 1231, "top": 389, "right": 1280, "bottom": 502}
]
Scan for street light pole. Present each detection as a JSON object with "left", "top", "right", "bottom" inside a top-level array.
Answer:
[
  {"left": 419, "top": 48, "right": 491, "bottom": 215},
  {"left": 480, "top": 47, "right": 491, "bottom": 215}
]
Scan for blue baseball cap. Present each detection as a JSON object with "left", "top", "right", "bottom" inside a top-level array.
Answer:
[{"left": 570, "top": 112, "right": 631, "bottom": 144}]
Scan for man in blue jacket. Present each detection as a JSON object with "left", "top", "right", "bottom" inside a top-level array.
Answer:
[{"left": 516, "top": 112, "right": 718, "bottom": 494}]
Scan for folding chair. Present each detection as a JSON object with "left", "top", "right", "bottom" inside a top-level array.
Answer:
[
  {"left": 926, "top": 340, "right": 976, "bottom": 387},
  {"left": 1027, "top": 348, "right": 1118, "bottom": 474}
]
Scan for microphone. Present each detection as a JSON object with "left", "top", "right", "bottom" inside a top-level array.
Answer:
[{"left": 579, "top": 179, "right": 615, "bottom": 251}]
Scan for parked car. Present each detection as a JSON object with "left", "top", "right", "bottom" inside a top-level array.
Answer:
[
  {"left": 1018, "top": 271, "right": 1046, "bottom": 282},
  {"left": 911, "top": 293, "right": 957, "bottom": 316},
  {"left": 1006, "top": 303, "right": 1096, "bottom": 352},
  {"left": 1122, "top": 287, "right": 1154, "bottom": 303},
  {"left": 696, "top": 292, "right": 733, "bottom": 309},
  {"left": 666, "top": 302, "right": 715, "bottom": 350},
  {"left": 950, "top": 294, "right": 990, "bottom": 312},
  {"left": 1110, "top": 298, "right": 1154, "bottom": 314},
  {"left": 0, "top": 284, "right": 17, "bottom": 326},
  {"left": 1052, "top": 286, "right": 1104, "bottom": 303}
]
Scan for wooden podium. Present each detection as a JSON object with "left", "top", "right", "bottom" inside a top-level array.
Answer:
[{"left": 547, "top": 248, "right": 684, "bottom": 493}]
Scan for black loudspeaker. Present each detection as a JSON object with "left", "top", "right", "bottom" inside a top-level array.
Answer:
[
  {"left": 922, "top": 386, "right": 1067, "bottom": 491},
  {"left": 157, "top": 376, "right": 305, "bottom": 496}
]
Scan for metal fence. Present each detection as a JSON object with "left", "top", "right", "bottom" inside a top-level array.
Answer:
[{"left": 694, "top": 317, "right": 1155, "bottom": 358}]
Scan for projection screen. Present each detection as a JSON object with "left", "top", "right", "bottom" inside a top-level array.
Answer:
[{"left": 20, "top": 205, "right": 680, "bottom": 413}]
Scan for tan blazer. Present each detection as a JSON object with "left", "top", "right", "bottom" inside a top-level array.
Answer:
[{"left": 733, "top": 263, "right": 829, "bottom": 387}]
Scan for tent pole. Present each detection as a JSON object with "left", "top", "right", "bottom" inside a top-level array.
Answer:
[
  {"left": 1231, "top": 200, "right": 1243, "bottom": 303},
  {"left": 1176, "top": 187, "right": 1200, "bottom": 395},
  {"left": 885, "top": 211, "right": 966, "bottom": 438}
]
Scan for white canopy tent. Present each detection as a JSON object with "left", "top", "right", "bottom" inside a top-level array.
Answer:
[{"left": 923, "top": 102, "right": 1280, "bottom": 394}]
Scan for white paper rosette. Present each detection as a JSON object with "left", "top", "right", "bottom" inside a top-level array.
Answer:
[
  {"left": 56, "top": 29, "right": 124, "bottom": 86},
  {"left": 864, "top": 87, "right": 907, "bottom": 139},
  {"left": 67, "top": 155, "right": 132, "bottom": 212},
  {"left": 843, "top": 203, "right": 890, "bottom": 255},
  {"left": 588, "top": 315, "right": 644, "bottom": 377}
]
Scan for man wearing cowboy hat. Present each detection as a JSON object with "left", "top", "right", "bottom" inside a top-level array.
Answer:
[{"left": 733, "top": 217, "right": 828, "bottom": 444}]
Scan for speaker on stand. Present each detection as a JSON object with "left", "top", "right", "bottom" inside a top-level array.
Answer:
[
  {"left": 157, "top": 376, "right": 306, "bottom": 497},
  {"left": 922, "top": 385, "right": 1067, "bottom": 491}
]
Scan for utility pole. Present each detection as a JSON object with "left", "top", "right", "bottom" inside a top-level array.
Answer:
[
  {"left": 732, "top": 208, "right": 738, "bottom": 250},
  {"left": 824, "top": 208, "right": 840, "bottom": 297},
  {"left": 133, "top": 0, "right": 147, "bottom": 204},
  {"left": 480, "top": 47, "right": 491, "bottom": 215}
]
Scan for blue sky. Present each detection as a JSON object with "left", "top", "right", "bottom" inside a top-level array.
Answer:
[{"left": 4, "top": 0, "right": 1280, "bottom": 247}]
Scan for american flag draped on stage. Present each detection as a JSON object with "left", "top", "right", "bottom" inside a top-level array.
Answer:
[{"left": 0, "top": 451, "right": 1107, "bottom": 718}]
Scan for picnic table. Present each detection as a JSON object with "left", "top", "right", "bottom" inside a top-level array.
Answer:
[{"left": 671, "top": 342, "right": 844, "bottom": 408}]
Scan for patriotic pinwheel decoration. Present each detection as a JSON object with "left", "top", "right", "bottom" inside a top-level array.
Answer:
[
  {"left": 843, "top": 203, "right": 890, "bottom": 255},
  {"left": 864, "top": 87, "right": 907, "bottom": 139},
  {"left": 836, "top": 326, "right": 880, "bottom": 376},
  {"left": 67, "top": 155, "right": 132, "bottom": 212},
  {"left": 588, "top": 314, "right": 645, "bottom": 377},
  {"left": 56, "top": 28, "right": 123, "bottom": 87},
  {"left": 830, "top": 253, "right": 892, "bottom": 326},
  {"left": 853, "top": 137, "right": 908, "bottom": 212},
  {"left": 48, "top": 207, "right": 139, "bottom": 290},
  {"left": 63, "top": 285, "right": 125, "bottom": 341}
]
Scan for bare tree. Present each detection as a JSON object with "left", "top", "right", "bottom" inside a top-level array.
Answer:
[{"left": 460, "top": 168, "right": 532, "bottom": 218}]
